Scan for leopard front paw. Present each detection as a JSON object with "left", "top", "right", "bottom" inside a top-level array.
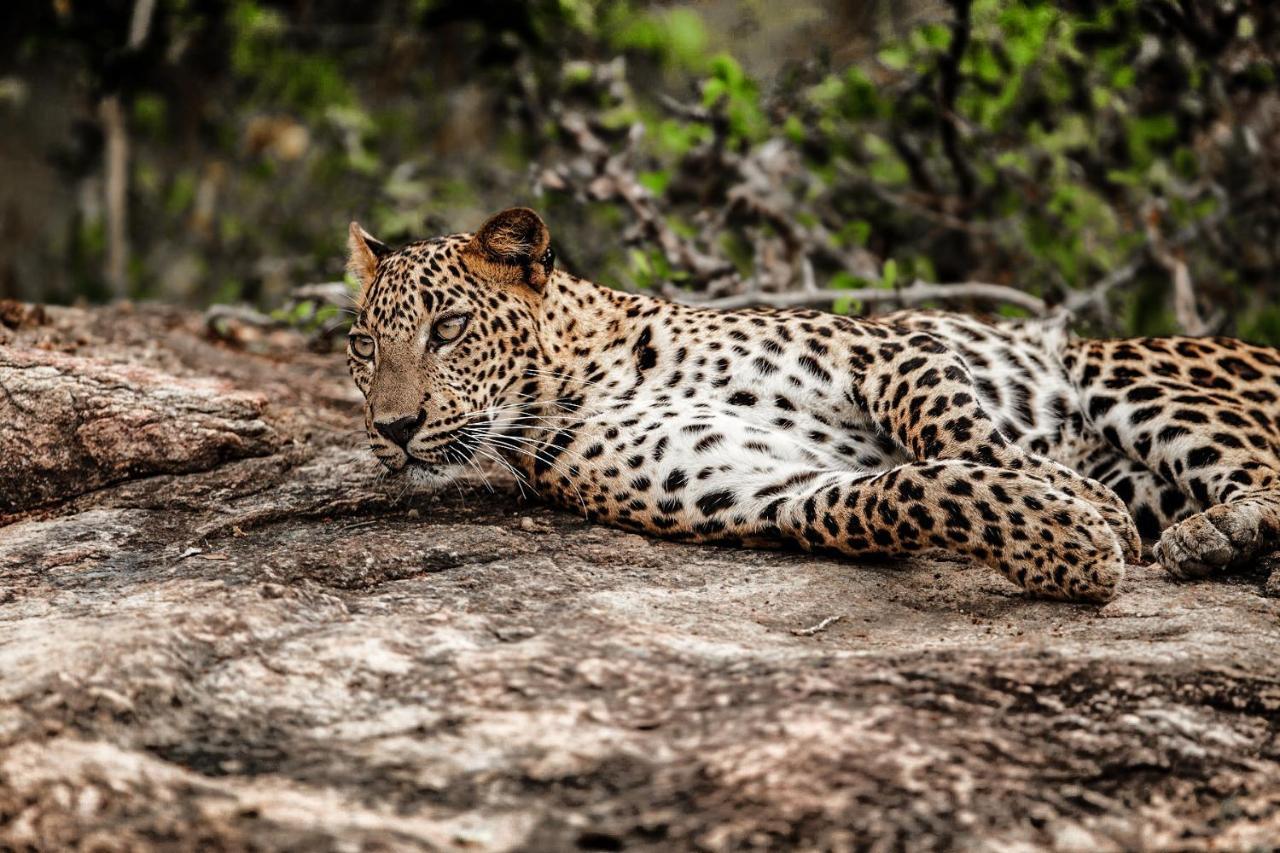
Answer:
[
  {"left": 1094, "top": 501, "right": 1142, "bottom": 564},
  {"left": 1011, "top": 497, "right": 1125, "bottom": 603},
  {"left": 1034, "top": 460, "right": 1140, "bottom": 563}
]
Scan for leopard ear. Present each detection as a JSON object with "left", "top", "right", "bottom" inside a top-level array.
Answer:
[
  {"left": 465, "top": 207, "right": 554, "bottom": 290},
  {"left": 347, "top": 222, "right": 390, "bottom": 292}
]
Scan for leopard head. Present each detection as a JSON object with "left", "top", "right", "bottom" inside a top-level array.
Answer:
[{"left": 344, "top": 207, "right": 555, "bottom": 483}]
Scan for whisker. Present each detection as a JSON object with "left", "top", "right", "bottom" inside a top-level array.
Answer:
[
  {"left": 443, "top": 448, "right": 473, "bottom": 500},
  {"left": 459, "top": 399, "right": 597, "bottom": 422},
  {"left": 464, "top": 428, "right": 595, "bottom": 470},
  {"left": 480, "top": 434, "right": 589, "bottom": 513},
  {"left": 461, "top": 447, "right": 497, "bottom": 494},
  {"left": 450, "top": 438, "right": 502, "bottom": 496},
  {"left": 471, "top": 442, "right": 536, "bottom": 499},
  {"left": 521, "top": 368, "right": 619, "bottom": 393}
]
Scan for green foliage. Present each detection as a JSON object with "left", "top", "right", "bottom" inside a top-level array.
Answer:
[
  {"left": 11, "top": 0, "right": 1276, "bottom": 347},
  {"left": 229, "top": 0, "right": 357, "bottom": 119},
  {"left": 607, "top": 4, "right": 709, "bottom": 70},
  {"left": 701, "top": 55, "right": 766, "bottom": 146},
  {"left": 609, "top": 0, "right": 1277, "bottom": 340}
]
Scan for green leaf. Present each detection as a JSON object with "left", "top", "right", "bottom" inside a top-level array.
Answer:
[
  {"left": 882, "top": 259, "right": 898, "bottom": 290},
  {"left": 638, "top": 170, "right": 670, "bottom": 195},
  {"left": 878, "top": 44, "right": 910, "bottom": 71},
  {"left": 830, "top": 272, "right": 867, "bottom": 315},
  {"left": 917, "top": 23, "right": 952, "bottom": 51}
]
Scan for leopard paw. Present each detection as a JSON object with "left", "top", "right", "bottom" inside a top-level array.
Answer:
[
  {"left": 1154, "top": 502, "right": 1266, "bottom": 579},
  {"left": 1031, "top": 459, "right": 1140, "bottom": 563},
  {"left": 1011, "top": 496, "right": 1124, "bottom": 603},
  {"left": 1093, "top": 500, "right": 1142, "bottom": 564}
]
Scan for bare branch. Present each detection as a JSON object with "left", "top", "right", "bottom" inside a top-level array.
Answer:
[
  {"left": 538, "top": 58, "right": 1237, "bottom": 331},
  {"left": 856, "top": 177, "right": 1006, "bottom": 237},
  {"left": 1145, "top": 201, "right": 1209, "bottom": 335},
  {"left": 938, "top": 0, "right": 976, "bottom": 198},
  {"left": 291, "top": 282, "right": 355, "bottom": 308},
  {"left": 685, "top": 278, "right": 1048, "bottom": 314},
  {"left": 548, "top": 110, "right": 740, "bottom": 292},
  {"left": 205, "top": 304, "right": 278, "bottom": 335},
  {"left": 1065, "top": 183, "right": 1230, "bottom": 325},
  {"left": 791, "top": 615, "right": 843, "bottom": 636},
  {"left": 656, "top": 94, "right": 712, "bottom": 123},
  {"left": 1062, "top": 257, "right": 1143, "bottom": 319},
  {"left": 100, "top": 97, "right": 129, "bottom": 298},
  {"left": 1166, "top": 255, "right": 1208, "bottom": 336},
  {"left": 127, "top": 0, "right": 156, "bottom": 48}
]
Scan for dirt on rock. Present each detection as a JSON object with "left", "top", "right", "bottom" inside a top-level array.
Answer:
[{"left": 1, "top": 304, "right": 1278, "bottom": 851}]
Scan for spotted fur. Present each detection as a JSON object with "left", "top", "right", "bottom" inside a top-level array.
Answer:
[{"left": 345, "top": 208, "right": 1280, "bottom": 602}]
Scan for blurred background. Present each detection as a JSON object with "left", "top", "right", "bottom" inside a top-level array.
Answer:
[{"left": 1, "top": 0, "right": 1277, "bottom": 343}]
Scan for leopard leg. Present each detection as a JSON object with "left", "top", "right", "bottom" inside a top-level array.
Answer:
[
  {"left": 1067, "top": 336, "right": 1280, "bottom": 578},
  {"left": 853, "top": 330, "right": 1141, "bottom": 561},
  {"left": 500, "top": 408, "right": 1122, "bottom": 601},
  {"left": 748, "top": 461, "right": 1124, "bottom": 602}
]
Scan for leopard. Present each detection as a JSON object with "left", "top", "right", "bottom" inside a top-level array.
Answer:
[{"left": 344, "top": 207, "right": 1280, "bottom": 602}]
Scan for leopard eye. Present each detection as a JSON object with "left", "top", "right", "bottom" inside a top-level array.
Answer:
[
  {"left": 350, "top": 334, "right": 375, "bottom": 359},
  {"left": 432, "top": 314, "right": 469, "bottom": 344}
]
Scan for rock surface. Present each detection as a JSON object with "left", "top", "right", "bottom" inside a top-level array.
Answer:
[
  {"left": 0, "top": 346, "right": 278, "bottom": 513},
  {"left": 1, "top": 303, "right": 1279, "bottom": 851}
]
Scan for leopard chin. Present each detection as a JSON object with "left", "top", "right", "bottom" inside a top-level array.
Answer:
[
  {"left": 370, "top": 445, "right": 463, "bottom": 488},
  {"left": 400, "top": 458, "right": 465, "bottom": 490}
]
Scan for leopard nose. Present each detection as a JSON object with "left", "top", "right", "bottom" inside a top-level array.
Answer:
[{"left": 374, "top": 411, "right": 426, "bottom": 448}]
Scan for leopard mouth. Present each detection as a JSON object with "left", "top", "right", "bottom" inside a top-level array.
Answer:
[
  {"left": 374, "top": 444, "right": 468, "bottom": 489},
  {"left": 368, "top": 417, "right": 488, "bottom": 477},
  {"left": 401, "top": 432, "right": 476, "bottom": 469}
]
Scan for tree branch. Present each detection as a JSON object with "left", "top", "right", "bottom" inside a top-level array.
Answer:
[
  {"left": 99, "top": 0, "right": 157, "bottom": 299},
  {"left": 1145, "top": 203, "right": 1209, "bottom": 335},
  {"left": 684, "top": 278, "right": 1047, "bottom": 314},
  {"left": 938, "top": 0, "right": 975, "bottom": 198},
  {"left": 1064, "top": 183, "right": 1231, "bottom": 325}
]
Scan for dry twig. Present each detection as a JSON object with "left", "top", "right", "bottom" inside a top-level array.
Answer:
[
  {"left": 791, "top": 615, "right": 843, "bottom": 636},
  {"left": 690, "top": 278, "right": 1048, "bottom": 314},
  {"left": 1145, "top": 201, "right": 1212, "bottom": 335}
]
